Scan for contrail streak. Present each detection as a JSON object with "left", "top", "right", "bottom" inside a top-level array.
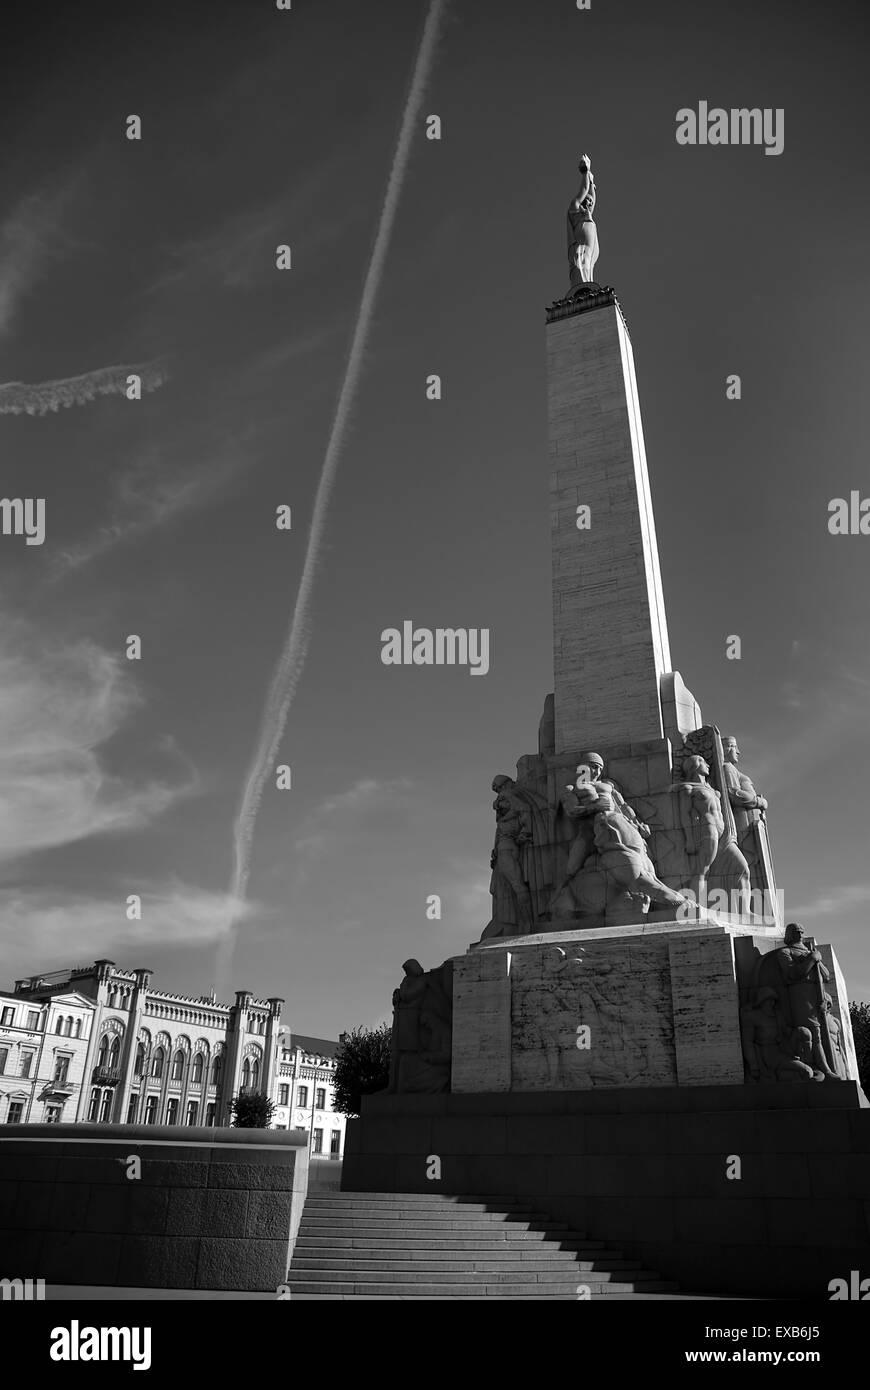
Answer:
[
  {"left": 215, "top": 0, "right": 447, "bottom": 992},
  {"left": 0, "top": 358, "right": 168, "bottom": 415}
]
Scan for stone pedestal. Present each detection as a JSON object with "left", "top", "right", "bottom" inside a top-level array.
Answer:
[{"left": 450, "top": 922, "right": 858, "bottom": 1094}]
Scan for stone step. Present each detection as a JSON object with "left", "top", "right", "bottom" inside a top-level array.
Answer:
[
  {"left": 289, "top": 1262, "right": 636, "bottom": 1273},
  {"left": 305, "top": 1196, "right": 534, "bottom": 1209},
  {"left": 286, "top": 1279, "right": 679, "bottom": 1297},
  {"left": 290, "top": 1263, "right": 662, "bottom": 1282},
  {"left": 293, "top": 1234, "right": 612, "bottom": 1251},
  {"left": 298, "top": 1216, "right": 571, "bottom": 1231},
  {"left": 291, "top": 1249, "right": 635, "bottom": 1268}
]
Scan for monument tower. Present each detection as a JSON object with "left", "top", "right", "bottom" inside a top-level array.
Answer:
[{"left": 343, "top": 157, "right": 868, "bottom": 1300}]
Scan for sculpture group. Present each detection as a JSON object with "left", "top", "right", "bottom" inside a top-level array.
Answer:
[{"left": 482, "top": 725, "right": 772, "bottom": 939}]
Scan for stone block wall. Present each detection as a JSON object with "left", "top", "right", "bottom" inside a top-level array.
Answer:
[
  {"left": 342, "top": 1083, "right": 870, "bottom": 1298},
  {"left": 0, "top": 1123, "right": 309, "bottom": 1291}
]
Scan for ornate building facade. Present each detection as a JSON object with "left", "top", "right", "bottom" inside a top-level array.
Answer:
[
  {"left": 6, "top": 959, "right": 283, "bottom": 1127},
  {"left": 272, "top": 1029, "right": 346, "bottom": 1160},
  {"left": 2, "top": 961, "right": 347, "bottom": 1158}
]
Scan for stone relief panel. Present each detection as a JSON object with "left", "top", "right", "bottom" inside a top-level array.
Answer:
[{"left": 509, "top": 941, "right": 676, "bottom": 1090}]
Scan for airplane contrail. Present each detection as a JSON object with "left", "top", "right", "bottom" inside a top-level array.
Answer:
[
  {"left": 215, "top": 0, "right": 448, "bottom": 993},
  {"left": 0, "top": 358, "right": 168, "bottom": 415}
]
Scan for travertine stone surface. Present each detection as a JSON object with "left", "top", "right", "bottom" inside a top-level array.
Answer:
[
  {"left": 668, "top": 932, "right": 745, "bottom": 1085},
  {"left": 548, "top": 304, "right": 671, "bottom": 752},
  {"left": 451, "top": 948, "right": 511, "bottom": 1093}
]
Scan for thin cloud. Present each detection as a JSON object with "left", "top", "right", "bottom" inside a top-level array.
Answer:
[
  {"left": 292, "top": 778, "right": 414, "bottom": 865},
  {"left": 0, "top": 181, "right": 81, "bottom": 337},
  {"left": 788, "top": 885, "right": 870, "bottom": 918},
  {"left": 0, "top": 616, "right": 196, "bottom": 862},
  {"left": 0, "top": 358, "right": 167, "bottom": 416},
  {"left": 51, "top": 423, "right": 256, "bottom": 576},
  {"left": 0, "top": 883, "right": 254, "bottom": 987}
]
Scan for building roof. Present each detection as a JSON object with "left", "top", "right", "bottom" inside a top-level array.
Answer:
[{"left": 285, "top": 1033, "right": 339, "bottom": 1058}]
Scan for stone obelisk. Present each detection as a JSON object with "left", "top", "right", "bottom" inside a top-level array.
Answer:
[{"left": 547, "top": 292, "right": 671, "bottom": 753}]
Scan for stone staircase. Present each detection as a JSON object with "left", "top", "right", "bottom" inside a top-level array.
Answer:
[{"left": 286, "top": 1193, "right": 679, "bottom": 1298}]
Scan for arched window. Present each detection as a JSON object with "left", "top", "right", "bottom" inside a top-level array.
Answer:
[
  {"left": 134, "top": 1043, "right": 145, "bottom": 1078},
  {"left": 98, "top": 1035, "right": 109, "bottom": 1067},
  {"left": 251, "top": 1058, "right": 261, "bottom": 1090},
  {"left": 212, "top": 1056, "right": 222, "bottom": 1087},
  {"left": 242, "top": 1058, "right": 251, "bottom": 1089},
  {"left": 151, "top": 1047, "right": 165, "bottom": 1079},
  {"left": 64, "top": 1016, "right": 73, "bottom": 1037},
  {"left": 109, "top": 1037, "right": 121, "bottom": 1070},
  {"left": 172, "top": 1050, "right": 185, "bottom": 1082},
  {"left": 74, "top": 1019, "right": 82, "bottom": 1038},
  {"left": 108, "top": 990, "right": 117, "bottom": 1008},
  {"left": 192, "top": 1054, "right": 204, "bottom": 1085}
]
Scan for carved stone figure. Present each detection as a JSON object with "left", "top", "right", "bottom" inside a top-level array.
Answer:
[
  {"left": 721, "top": 736, "right": 773, "bottom": 892},
  {"left": 673, "top": 752, "right": 751, "bottom": 911},
  {"left": 756, "top": 922, "right": 839, "bottom": 1077},
  {"left": 551, "top": 752, "right": 689, "bottom": 920},
  {"left": 822, "top": 994, "right": 849, "bottom": 1079},
  {"left": 568, "top": 153, "right": 599, "bottom": 287},
  {"left": 388, "top": 958, "right": 453, "bottom": 1094},
  {"left": 740, "top": 987, "right": 824, "bottom": 1083},
  {"left": 674, "top": 754, "right": 722, "bottom": 889},
  {"left": 482, "top": 774, "right": 552, "bottom": 939}
]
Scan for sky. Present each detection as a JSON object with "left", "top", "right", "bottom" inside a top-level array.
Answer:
[{"left": 1, "top": 0, "right": 869, "bottom": 1036}]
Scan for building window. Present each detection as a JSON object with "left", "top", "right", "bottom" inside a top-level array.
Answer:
[
  {"left": 54, "top": 1056, "right": 70, "bottom": 1084},
  {"left": 74, "top": 1019, "right": 82, "bottom": 1038},
  {"left": 151, "top": 1047, "right": 165, "bottom": 1079},
  {"left": 330, "top": 1130, "right": 341, "bottom": 1155},
  {"left": 1, "top": 1007, "right": 13, "bottom": 1026},
  {"left": 108, "top": 990, "right": 118, "bottom": 1008},
  {"left": 98, "top": 1035, "right": 109, "bottom": 1067},
  {"left": 278, "top": 1085, "right": 289, "bottom": 1106},
  {"left": 166, "top": 1098, "right": 179, "bottom": 1125},
  {"left": 20, "top": 1052, "right": 34, "bottom": 1079},
  {"left": 27, "top": 1010, "right": 40, "bottom": 1031},
  {"left": 126, "top": 1094, "right": 139, "bottom": 1124},
  {"left": 211, "top": 1056, "right": 222, "bottom": 1087},
  {"left": 252, "top": 1058, "right": 261, "bottom": 1089},
  {"left": 297, "top": 1085, "right": 308, "bottom": 1107},
  {"left": 186, "top": 1101, "right": 198, "bottom": 1126},
  {"left": 192, "top": 1054, "right": 204, "bottom": 1085},
  {"left": 313, "top": 1128, "right": 323, "bottom": 1154},
  {"left": 134, "top": 1043, "right": 145, "bottom": 1078},
  {"left": 88, "top": 1088, "right": 100, "bottom": 1121},
  {"left": 0, "top": 1048, "right": 7, "bottom": 1075},
  {"left": 144, "top": 1096, "right": 158, "bottom": 1125},
  {"left": 206, "top": 1103, "right": 216, "bottom": 1126},
  {"left": 171, "top": 1050, "right": 185, "bottom": 1082},
  {"left": 315, "top": 1088, "right": 326, "bottom": 1110},
  {"left": 6, "top": 1101, "right": 24, "bottom": 1124},
  {"left": 44, "top": 1104, "right": 63, "bottom": 1124},
  {"left": 242, "top": 1058, "right": 251, "bottom": 1089},
  {"left": 99, "top": 1090, "right": 113, "bottom": 1123},
  {"left": 109, "top": 1037, "right": 121, "bottom": 1070}
]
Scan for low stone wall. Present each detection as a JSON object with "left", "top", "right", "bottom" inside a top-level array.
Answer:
[
  {"left": 0, "top": 1123, "right": 309, "bottom": 1292},
  {"left": 343, "top": 1081, "right": 870, "bottom": 1298}
]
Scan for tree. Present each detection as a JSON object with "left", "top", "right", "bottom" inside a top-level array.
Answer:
[
  {"left": 849, "top": 1000, "right": 870, "bottom": 1095},
  {"left": 230, "top": 1092, "right": 275, "bottom": 1128},
  {"left": 334, "top": 1023, "right": 391, "bottom": 1117}
]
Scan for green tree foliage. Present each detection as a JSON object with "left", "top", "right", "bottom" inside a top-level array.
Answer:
[
  {"left": 230, "top": 1092, "right": 276, "bottom": 1128},
  {"left": 849, "top": 1000, "right": 870, "bottom": 1095},
  {"left": 334, "top": 1023, "right": 391, "bottom": 1117}
]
